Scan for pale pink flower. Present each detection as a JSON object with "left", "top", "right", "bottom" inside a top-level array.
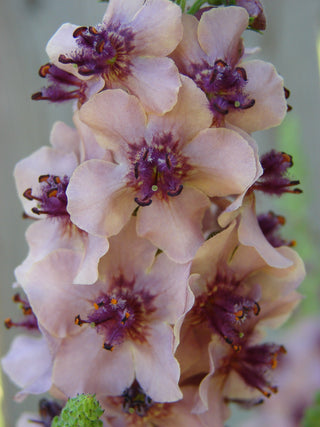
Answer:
[
  {"left": 20, "top": 218, "right": 193, "bottom": 403},
  {"left": 172, "top": 7, "right": 287, "bottom": 131},
  {"left": 239, "top": 317, "right": 320, "bottom": 427},
  {"left": 45, "top": 0, "right": 182, "bottom": 114},
  {"left": 175, "top": 218, "right": 304, "bottom": 418},
  {"left": 192, "top": 336, "right": 287, "bottom": 426},
  {"left": 14, "top": 115, "right": 109, "bottom": 285},
  {"left": 67, "top": 77, "right": 259, "bottom": 263}
]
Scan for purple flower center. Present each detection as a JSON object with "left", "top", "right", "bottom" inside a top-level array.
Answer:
[
  {"left": 191, "top": 272, "right": 260, "bottom": 351},
  {"left": 23, "top": 174, "right": 69, "bottom": 217},
  {"left": 75, "top": 276, "right": 156, "bottom": 351},
  {"left": 59, "top": 23, "right": 135, "bottom": 83},
  {"left": 127, "top": 134, "right": 191, "bottom": 207},
  {"left": 122, "top": 380, "right": 154, "bottom": 417},
  {"left": 191, "top": 59, "right": 255, "bottom": 125},
  {"left": 108, "top": 380, "right": 172, "bottom": 424},
  {"left": 230, "top": 343, "right": 286, "bottom": 397}
]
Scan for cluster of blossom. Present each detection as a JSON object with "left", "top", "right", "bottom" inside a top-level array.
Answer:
[{"left": 2, "top": 0, "right": 306, "bottom": 426}]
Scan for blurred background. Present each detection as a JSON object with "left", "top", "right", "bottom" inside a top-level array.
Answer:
[{"left": 0, "top": 0, "right": 319, "bottom": 425}]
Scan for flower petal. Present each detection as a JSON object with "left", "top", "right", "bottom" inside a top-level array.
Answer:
[
  {"left": 98, "top": 217, "right": 157, "bottom": 283},
  {"left": 171, "top": 14, "right": 207, "bottom": 74},
  {"left": 198, "top": 7, "right": 248, "bottom": 65},
  {"left": 46, "top": 23, "right": 86, "bottom": 78},
  {"left": 123, "top": 56, "right": 181, "bottom": 115},
  {"left": 227, "top": 60, "right": 287, "bottom": 132},
  {"left": 79, "top": 89, "right": 146, "bottom": 152},
  {"left": 73, "top": 112, "right": 109, "bottom": 162},
  {"left": 236, "top": 195, "right": 293, "bottom": 268},
  {"left": 52, "top": 328, "right": 134, "bottom": 397},
  {"left": 103, "top": 0, "right": 145, "bottom": 24},
  {"left": 66, "top": 160, "right": 135, "bottom": 237},
  {"left": 146, "top": 75, "right": 211, "bottom": 144},
  {"left": 50, "top": 120, "right": 80, "bottom": 159},
  {"left": 1, "top": 335, "right": 53, "bottom": 402},
  {"left": 136, "top": 253, "right": 192, "bottom": 323},
  {"left": 21, "top": 250, "right": 94, "bottom": 337},
  {"left": 130, "top": 0, "right": 182, "bottom": 56},
  {"left": 136, "top": 187, "right": 209, "bottom": 263},
  {"left": 73, "top": 233, "right": 109, "bottom": 285},
  {"left": 133, "top": 323, "right": 182, "bottom": 402},
  {"left": 184, "top": 128, "right": 257, "bottom": 197}
]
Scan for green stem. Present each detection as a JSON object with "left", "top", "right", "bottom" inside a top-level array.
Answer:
[
  {"left": 174, "top": 0, "right": 186, "bottom": 11},
  {"left": 180, "top": 0, "right": 186, "bottom": 12},
  {"left": 187, "top": 0, "right": 207, "bottom": 15}
]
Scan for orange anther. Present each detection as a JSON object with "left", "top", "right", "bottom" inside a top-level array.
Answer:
[
  {"left": 281, "top": 152, "right": 292, "bottom": 164},
  {"left": 12, "top": 293, "right": 21, "bottom": 303},
  {"left": 38, "top": 174, "right": 50, "bottom": 183},
  {"left": 22, "top": 307, "right": 32, "bottom": 315},
  {"left": 277, "top": 215, "right": 286, "bottom": 225},
  {"left": 23, "top": 188, "right": 33, "bottom": 200},
  {"left": 234, "top": 309, "right": 244, "bottom": 320},
  {"left": 89, "top": 26, "right": 99, "bottom": 35},
  {"left": 271, "top": 357, "right": 277, "bottom": 369},
  {"left": 110, "top": 298, "right": 117, "bottom": 305},
  {"left": 96, "top": 40, "right": 105, "bottom": 54},
  {"left": 73, "top": 26, "right": 88, "bottom": 38},
  {"left": 4, "top": 318, "right": 12, "bottom": 329},
  {"left": 74, "top": 315, "right": 83, "bottom": 326},
  {"left": 39, "top": 63, "right": 51, "bottom": 78},
  {"left": 93, "top": 303, "right": 99, "bottom": 310},
  {"left": 47, "top": 189, "right": 58, "bottom": 198},
  {"left": 103, "top": 343, "right": 114, "bottom": 351}
]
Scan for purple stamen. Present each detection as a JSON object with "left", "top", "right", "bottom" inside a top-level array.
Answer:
[
  {"left": 58, "top": 23, "right": 135, "bottom": 84},
  {"left": 191, "top": 273, "right": 260, "bottom": 351},
  {"left": 75, "top": 276, "right": 156, "bottom": 350},
  {"left": 258, "top": 211, "right": 296, "bottom": 247},
  {"left": 127, "top": 134, "right": 191, "bottom": 206},
  {"left": 253, "top": 150, "right": 302, "bottom": 196},
  {"left": 32, "top": 64, "right": 88, "bottom": 105},
  {"left": 23, "top": 174, "right": 69, "bottom": 218},
  {"left": 4, "top": 293, "right": 39, "bottom": 331},
  {"left": 230, "top": 343, "right": 286, "bottom": 397},
  {"left": 190, "top": 59, "right": 255, "bottom": 125}
]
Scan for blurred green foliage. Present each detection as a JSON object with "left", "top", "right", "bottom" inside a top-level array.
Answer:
[
  {"left": 302, "top": 391, "right": 320, "bottom": 427},
  {"left": 275, "top": 114, "right": 320, "bottom": 317}
]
